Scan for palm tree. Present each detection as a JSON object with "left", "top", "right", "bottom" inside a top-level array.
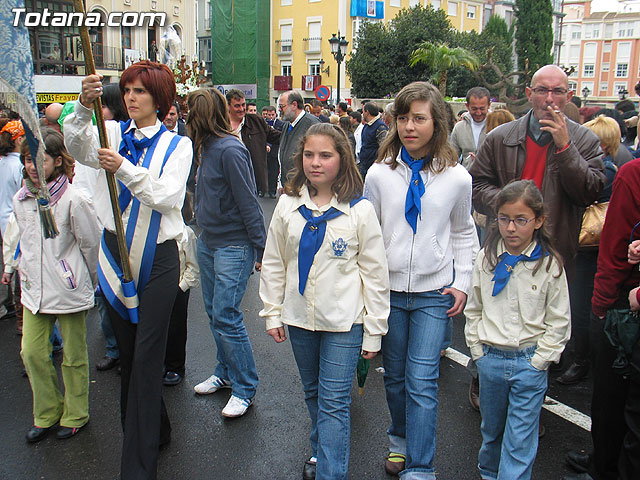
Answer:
[{"left": 409, "top": 43, "right": 480, "bottom": 96}]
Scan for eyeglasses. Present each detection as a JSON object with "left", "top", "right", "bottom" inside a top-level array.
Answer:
[
  {"left": 278, "top": 103, "right": 289, "bottom": 110},
  {"left": 530, "top": 87, "right": 568, "bottom": 97},
  {"left": 396, "top": 115, "right": 433, "bottom": 125},
  {"left": 497, "top": 216, "right": 536, "bottom": 228}
]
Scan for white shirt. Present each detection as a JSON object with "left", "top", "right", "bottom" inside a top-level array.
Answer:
[
  {"left": 354, "top": 123, "right": 364, "bottom": 159},
  {"left": 471, "top": 119, "right": 486, "bottom": 149},
  {"left": 289, "top": 109, "right": 305, "bottom": 129},
  {"left": 464, "top": 241, "right": 571, "bottom": 371},
  {"left": 259, "top": 186, "right": 390, "bottom": 352},
  {"left": 178, "top": 225, "right": 200, "bottom": 292},
  {"left": 63, "top": 101, "right": 193, "bottom": 243},
  {"left": 0, "top": 152, "right": 23, "bottom": 236}
]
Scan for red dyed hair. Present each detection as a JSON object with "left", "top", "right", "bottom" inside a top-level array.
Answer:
[{"left": 119, "top": 60, "right": 176, "bottom": 121}]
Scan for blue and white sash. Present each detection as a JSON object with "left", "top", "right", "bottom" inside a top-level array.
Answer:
[{"left": 97, "top": 123, "right": 181, "bottom": 323}]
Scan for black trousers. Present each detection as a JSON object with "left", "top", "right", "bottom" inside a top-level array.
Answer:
[
  {"left": 105, "top": 233, "right": 179, "bottom": 480},
  {"left": 267, "top": 147, "right": 279, "bottom": 195},
  {"left": 568, "top": 249, "right": 598, "bottom": 364},
  {"left": 589, "top": 312, "right": 640, "bottom": 480},
  {"left": 164, "top": 288, "right": 190, "bottom": 375}
]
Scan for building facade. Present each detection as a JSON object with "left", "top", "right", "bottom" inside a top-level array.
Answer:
[
  {"left": 269, "top": 0, "right": 489, "bottom": 105},
  {"left": 560, "top": 0, "right": 640, "bottom": 103},
  {"left": 26, "top": 0, "right": 196, "bottom": 99}
]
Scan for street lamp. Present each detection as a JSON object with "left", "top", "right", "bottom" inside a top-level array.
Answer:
[
  {"left": 582, "top": 86, "right": 590, "bottom": 103},
  {"left": 619, "top": 87, "right": 629, "bottom": 100},
  {"left": 318, "top": 58, "right": 330, "bottom": 75},
  {"left": 328, "top": 31, "right": 348, "bottom": 104}
]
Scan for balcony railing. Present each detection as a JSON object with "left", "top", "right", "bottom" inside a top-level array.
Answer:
[
  {"left": 303, "top": 37, "right": 322, "bottom": 53},
  {"left": 275, "top": 39, "right": 293, "bottom": 55},
  {"left": 93, "top": 44, "right": 124, "bottom": 71}
]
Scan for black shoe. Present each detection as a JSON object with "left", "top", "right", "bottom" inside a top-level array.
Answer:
[
  {"left": 96, "top": 356, "right": 119, "bottom": 371},
  {"left": 163, "top": 371, "right": 183, "bottom": 386},
  {"left": 557, "top": 363, "right": 589, "bottom": 385},
  {"left": 26, "top": 425, "right": 53, "bottom": 443},
  {"left": 56, "top": 423, "right": 86, "bottom": 440},
  {"left": 566, "top": 450, "right": 590, "bottom": 473},
  {"left": 258, "top": 191, "right": 265, "bottom": 197},
  {"left": 1, "top": 307, "right": 16, "bottom": 320},
  {"left": 561, "top": 474, "right": 593, "bottom": 480},
  {"left": 303, "top": 460, "right": 316, "bottom": 480}
]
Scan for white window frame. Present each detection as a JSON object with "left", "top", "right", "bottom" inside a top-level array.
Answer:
[
  {"left": 616, "top": 63, "right": 629, "bottom": 78},
  {"left": 466, "top": 5, "right": 476, "bottom": 19},
  {"left": 448, "top": 2, "right": 457, "bottom": 16},
  {"left": 583, "top": 64, "right": 595, "bottom": 77}
]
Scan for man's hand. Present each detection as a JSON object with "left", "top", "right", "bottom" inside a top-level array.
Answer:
[
  {"left": 1, "top": 272, "right": 12, "bottom": 285},
  {"left": 540, "top": 105, "right": 570, "bottom": 149},
  {"left": 361, "top": 350, "right": 378, "bottom": 360}
]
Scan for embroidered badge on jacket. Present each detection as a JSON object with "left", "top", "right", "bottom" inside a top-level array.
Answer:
[{"left": 332, "top": 238, "right": 348, "bottom": 257}]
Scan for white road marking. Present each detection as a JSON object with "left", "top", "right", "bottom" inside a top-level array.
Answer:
[{"left": 443, "top": 347, "right": 592, "bottom": 432}]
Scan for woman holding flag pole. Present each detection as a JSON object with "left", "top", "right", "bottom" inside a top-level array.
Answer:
[{"left": 63, "top": 61, "right": 193, "bottom": 480}]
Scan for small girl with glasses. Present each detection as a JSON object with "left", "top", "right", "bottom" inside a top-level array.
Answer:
[{"left": 464, "top": 179, "right": 571, "bottom": 480}]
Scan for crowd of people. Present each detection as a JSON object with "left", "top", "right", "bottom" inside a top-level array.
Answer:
[{"left": 1, "top": 60, "right": 639, "bottom": 480}]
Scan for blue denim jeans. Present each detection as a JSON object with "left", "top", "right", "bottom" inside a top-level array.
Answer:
[
  {"left": 197, "top": 240, "right": 258, "bottom": 400},
  {"left": 288, "top": 324, "right": 363, "bottom": 480},
  {"left": 97, "top": 294, "right": 119, "bottom": 359},
  {"left": 382, "top": 289, "right": 453, "bottom": 480},
  {"left": 476, "top": 345, "right": 548, "bottom": 480}
]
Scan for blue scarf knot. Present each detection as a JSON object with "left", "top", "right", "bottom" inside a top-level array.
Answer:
[
  {"left": 118, "top": 120, "right": 167, "bottom": 166},
  {"left": 296, "top": 197, "right": 364, "bottom": 295},
  {"left": 492, "top": 242, "right": 545, "bottom": 296},
  {"left": 297, "top": 205, "right": 345, "bottom": 295},
  {"left": 400, "top": 146, "right": 430, "bottom": 234}
]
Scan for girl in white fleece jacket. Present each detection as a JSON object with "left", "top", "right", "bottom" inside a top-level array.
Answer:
[
  {"left": 364, "top": 82, "right": 478, "bottom": 480},
  {"left": 2, "top": 129, "right": 100, "bottom": 444}
]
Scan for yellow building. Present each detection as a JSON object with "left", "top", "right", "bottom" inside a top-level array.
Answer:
[{"left": 269, "top": 0, "right": 487, "bottom": 104}]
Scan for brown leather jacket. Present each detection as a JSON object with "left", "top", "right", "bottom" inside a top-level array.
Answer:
[{"left": 469, "top": 110, "right": 606, "bottom": 269}]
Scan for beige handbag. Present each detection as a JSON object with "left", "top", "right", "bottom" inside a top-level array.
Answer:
[{"left": 579, "top": 201, "right": 608, "bottom": 248}]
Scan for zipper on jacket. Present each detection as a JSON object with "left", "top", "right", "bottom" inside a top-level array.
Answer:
[{"left": 407, "top": 234, "right": 415, "bottom": 292}]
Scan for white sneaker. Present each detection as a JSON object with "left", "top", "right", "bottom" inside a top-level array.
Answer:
[
  {"left": 193, "top": 374, "right": 231, "bottom": 395},
  {"left": 221, "top": 395, "right": 253, "bottom": 418}
]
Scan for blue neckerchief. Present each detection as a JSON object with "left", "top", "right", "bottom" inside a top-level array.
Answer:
[
  {"left": 400, "top": 146, "right": 430, "bottom": 234},
  {"left": 118, "top": 120, "right": 167, "bottom": 166},
  {"left": 117, "top": 120, "right": 167, "bottom": 211},
  {"left": 297, "top": 197, "right": 363, "bottom": 295},
  {"left": 492, "top": 242, "right": 545, "bottom": 296},
  {"left": 288, "top": 124, "right": 293, "bottom": 133}
]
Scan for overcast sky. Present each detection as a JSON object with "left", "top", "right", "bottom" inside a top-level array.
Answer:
[{"left": 590, "top": 0, "right": 639, "bottom": 12}]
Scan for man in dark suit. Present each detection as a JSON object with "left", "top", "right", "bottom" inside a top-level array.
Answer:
[
  {"left": 163, "top": 102, "right": 186, "bottom": 136},
  {"left": 226, "top": 89, "right": 281, "bottom": 197},
  {"left": 262, "top": 106, "right": 285, "bottom": 198},
  {"left": 277, "top": 90, "right": 319, "bottom": 187}
]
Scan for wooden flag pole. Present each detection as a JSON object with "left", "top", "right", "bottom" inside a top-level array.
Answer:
[{"left": 73, "top": 0, "right": 133, "bottom": 283}]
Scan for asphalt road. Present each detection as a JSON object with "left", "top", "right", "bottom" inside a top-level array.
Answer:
[{"left": 0, "top": 196, "right": 593, "bottom": 480}]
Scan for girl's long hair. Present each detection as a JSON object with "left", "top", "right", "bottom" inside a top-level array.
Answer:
[
  {"left": 483, "top": 180, "right": 562, "bottom": 276},
  {"left": 377, "top": 81, "right": 458, "bottom": 173},
  {"left": 20, "top": 127, "right": 75, "bottom": 181},
  {"left": 185, "top": 88, "right": 236, "bottom": 166},
  {"left": 285, "top": 123, "right": 363, "bottom": 203}
]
